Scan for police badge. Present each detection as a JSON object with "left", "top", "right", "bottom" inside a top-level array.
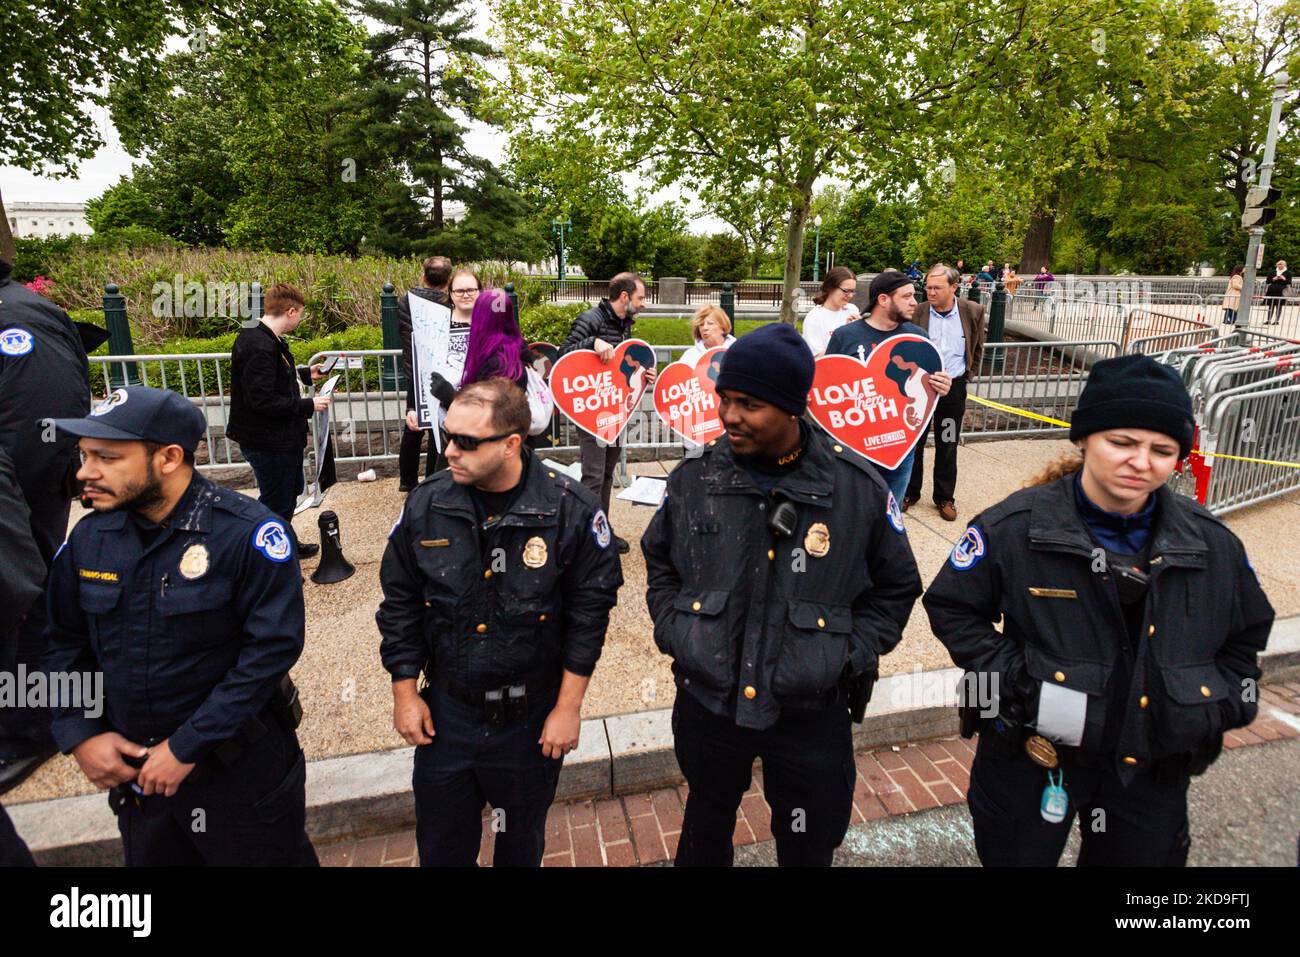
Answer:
[
  {"left": 522, "top": 536, "right": 549, "bottom": 569},
  {"left": 178, "top": 543, "right": 209, "bottom": 580},
  {"left": 803, "top": 522, "right": 830, "bottom": 558}
]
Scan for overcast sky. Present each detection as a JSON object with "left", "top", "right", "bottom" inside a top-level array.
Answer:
[{"left": 0, "top": 2, "right": 730, "bottom": 234}]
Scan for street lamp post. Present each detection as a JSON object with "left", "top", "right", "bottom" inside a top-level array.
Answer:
[
  {"left": 812, "top": 215, "right": 823, "bottom": 283},
  {"left": 552, "top": 217, "right": 571, "bottom": 283},
  {"left": 1237, "top": 71, "right": 1289, "bottom": 330}
]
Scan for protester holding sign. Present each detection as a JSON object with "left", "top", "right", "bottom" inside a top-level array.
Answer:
[
  {"left": 679, "top": 305, "right": 736, "bottom": 367},
  {"left": 923, "top": 355, "right": 1274, "bottom": 866},
  {"left": 558, "top": 272, "right": 655, "bottom": 553},
  {"left": 642, "top": 323, "right": 922, "bottom": 867},
  {"left": 653, "top": 346, "right": 726, "bottom": 447},
  {"left": 398, "top": 257, "right": 456, "bottom": 491},
  {"left": 825, "top": 270, "right": 951, "bottom": 501}
]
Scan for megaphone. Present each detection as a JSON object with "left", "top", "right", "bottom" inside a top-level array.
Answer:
[{"left": 311, "top": 510, "right": 355, "bottom": 584}]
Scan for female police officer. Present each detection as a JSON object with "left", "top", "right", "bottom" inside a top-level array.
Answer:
[{"left": 923, "top": 354, "right": 1274, "bottom": 866}]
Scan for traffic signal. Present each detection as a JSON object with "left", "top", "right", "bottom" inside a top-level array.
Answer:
[{"left": 1242, "top": 185, "right": 1282, "bottom": 228}]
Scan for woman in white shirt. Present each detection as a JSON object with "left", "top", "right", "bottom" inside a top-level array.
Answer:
[
  {"left": 679, "top": 304, "right": 736, "bottom": 367},
  {"left": 801, "top": 266, "right": 860, "bottom": 357}
]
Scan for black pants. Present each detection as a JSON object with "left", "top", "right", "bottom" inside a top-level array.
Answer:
[
  {"left": 400, "top": 425, "right": 440, "bottom": 487},
  {"left": 0, "top": 803, "right": 35, "bottom": 866},
  {"left": 967, "top": 733, "right": 1191, "bottom": 867},
  {"left": 412, "top": 683, "right": 563, "bottom": 867},
  {"left": 907, "top": 375, "right": 967, "bottom": 505},
  {"left": 672, "top": 688, "right": 855, "bottom": 867},
  {"left": 0, "top": 606, "right": 55, "bottom": 758},
  {"left": 110, "top": 725, "right": 318, "bottom": 866},
  {"left": 242, "top": 446, "right": 305, "bottom": 523},
  {"left": 1265, "top": 296, "right": 1286, "bottom": 323},
  {"left": 578, "top": 432, "right": 620, "bottom": 516}
]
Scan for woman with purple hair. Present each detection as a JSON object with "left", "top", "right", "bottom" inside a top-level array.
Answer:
[{"left": 459, "top": 288, "right": 535, "bottom": 391}]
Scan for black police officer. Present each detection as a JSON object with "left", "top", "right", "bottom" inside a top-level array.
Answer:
[
  {"left": 0, "top": 256, "right": 91, "bottom": 790},
  {"left": 377, "top": 378, "right": 623, "bottom": 866},
  {"left": 642, "top": 323, "right": 923, "bottom": 866},
  {"left": 43, "top": 386, "right": 318, "bottom": 866},
  {"left": 924, "top": 355, "right": 1275, "bottom": 866}
]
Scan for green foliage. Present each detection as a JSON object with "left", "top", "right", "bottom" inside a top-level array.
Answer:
[
  {"left": 803, "top": 192, "right": 919, "bottom": 275},
  {"left": 572, "top": 205, "right": 641, "bottom": 279},
  {"left": 11, "top": 235, "right": 83, "bottom": 284},
  {"left": 518, "top": 302, "right": 587, "bottom": 345},
  {"left": 1106, "top": 204, "right": 1208, "bottom": 273},
  {"left": 700, "top": 233, "right": 749, "bottom": 282}
]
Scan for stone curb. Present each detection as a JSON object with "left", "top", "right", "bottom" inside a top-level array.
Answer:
[{"left": 12, "top": 618, "right": 1299, "bottom": 865}]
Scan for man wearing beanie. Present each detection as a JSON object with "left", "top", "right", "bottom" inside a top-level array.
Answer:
[
  {"left": 642, "top": 323, "right": 923, "bottom": 867},
  {"left": 925, "top": 354, "right": 1274, "bottom": 866}
]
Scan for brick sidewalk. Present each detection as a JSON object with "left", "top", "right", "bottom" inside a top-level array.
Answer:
[{"left": 318, "top": 680, "right": 1300, "bottom": 868}]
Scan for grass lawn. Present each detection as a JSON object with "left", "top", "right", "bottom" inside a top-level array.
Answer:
[{"left": 632, "top": 316, "right": 783, "bottom": 346}]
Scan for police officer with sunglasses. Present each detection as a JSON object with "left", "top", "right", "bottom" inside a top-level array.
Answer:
[{"left": 378, "top": 378, "right": 623, "bottom": 866}]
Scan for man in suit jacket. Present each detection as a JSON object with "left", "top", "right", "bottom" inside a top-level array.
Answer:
[{"left": 904, "top": 264, "right": 985, "bottom": 522}]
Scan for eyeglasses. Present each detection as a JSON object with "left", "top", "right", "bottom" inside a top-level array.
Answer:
[
  {"left": 451, "top": 288, "right": 480, "bottom": 296},
  {"left": 838, "top": 286, "right": 857, "bottom": 295},
  {"left": 440, "top": 428, "right": 514, "bottom": 452}
]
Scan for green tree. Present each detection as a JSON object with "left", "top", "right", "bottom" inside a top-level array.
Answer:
[
  {"left": 1106, "top": 203, "right": 1208, "bottom": 273},
  {"left": 700, "top": 232, "right": 749, "bottom": 282},
  {"left": 84, "top": 178, "right": 162, "bottom": 234},
  {"left": 573, "top": 204, "right": 641, "bottom": 278}
]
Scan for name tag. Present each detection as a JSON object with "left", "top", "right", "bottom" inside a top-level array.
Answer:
[
  {"left": 79, "top": 569, "right": 120, "bottom": 583},
  {"left": 1028, "top": 587, "right": 1078, "bottom": 599},
  {"left": 420, "top": 539, "right": 451, "bottom": 548}
]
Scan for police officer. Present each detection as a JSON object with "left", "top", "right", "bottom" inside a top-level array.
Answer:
[
  {"left": 924, "top": 355, "right": 1275, "bottom": 866},
  {"left": 377, "top": 378, "right": 622, "bottom": 866},
  {"left": 42, "top": 386, "right": 318, "bottom": 866},
  {"left": 642, "top": 324, "right": 923, "bottom": 867},
  {"left": 0, "top": 256, "right": 91, "bottom": 790}
]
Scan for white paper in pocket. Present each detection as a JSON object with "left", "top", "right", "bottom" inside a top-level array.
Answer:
[{"left": 1036, "top": 682, "right": 1088, "bottom": 746}]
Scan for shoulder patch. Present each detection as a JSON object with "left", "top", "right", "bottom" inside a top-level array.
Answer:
[
  {"left": 591, "top": 509, "right": 612, "bottom": 549},
  {"left": 0, "top": 328, "right": 34, "bottom": 357},
  {"left": 886, "top": 491, "right": 905, "bottom": 534},
  {"left": 948, "top": 525, "right": 986, "bottom": 571},
  {"left": 251, "top": 519, "right": 294, "bottom": 563}
]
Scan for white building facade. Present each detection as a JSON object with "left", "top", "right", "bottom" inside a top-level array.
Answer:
[{"left": 7, "top": 202, "right": 92, "bottom": 238}]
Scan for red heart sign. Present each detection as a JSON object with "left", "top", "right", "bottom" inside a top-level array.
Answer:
[
  {"left": 806, "top": 333, "right": 943, "bottom": 470},
  {"left": 653, "top": 346, "right": 726, "bottom": 445},
  {"left": 551, "top": 338, "right": 656, "bottom": 443}
]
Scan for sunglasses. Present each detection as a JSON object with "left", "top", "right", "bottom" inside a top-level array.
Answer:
[{"left": 440, "top": 428, "right": 514, "bottom": 452}]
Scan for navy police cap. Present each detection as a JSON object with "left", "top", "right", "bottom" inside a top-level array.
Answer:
[{"left": 52, "top": 386, "right": 208, "bottom": 452}]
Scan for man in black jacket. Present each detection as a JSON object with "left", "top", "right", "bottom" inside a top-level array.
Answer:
[
  {"left": 227, "top": 283, "right": 329, "bottom": 557},
  {"left": 642, "top": 324, "right": 923, "bottom": 866},
  {"left": 377, "top": 378, "right": 622, "bottom": 865},
  {"left": 558, "top": 271, "right": 650, "bottom": 553},
  {"left": 398, "top": 256, "right": 454, "bottom": 489},
  {"left": 0, "top": 256, "right": 91, "bottom": 791}
]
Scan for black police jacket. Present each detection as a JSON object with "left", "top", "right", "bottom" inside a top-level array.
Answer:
[
  {"left": 377, "top": 450, "right": 624, "bottom": 691},
  {"left": 43, "top": 474, "right": 307, "bottom": 763},
  {"left": 641, "top": 428, "right": 924, "bottom": 731},
  {"left": 0, "top": 446, "right": 44, "bottom": 648},
  {"left": 397, "top": 287, "right": 456, "bottom": 413},
  {"left": 923, "top": 475, "right": 1275, "bottom": 782},
  {"left": 558, "top": 299, "right": 635, "bottom": 355},
  {"left": 0, "top": 269, "right": 90, "bottom": 559},
  {"left": 226, "top": 322, "right": 314, "bottom": 451}
]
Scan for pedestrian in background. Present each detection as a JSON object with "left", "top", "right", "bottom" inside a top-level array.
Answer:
[
  {"left": 1004, "top": 267, "right": 1023, "bottom": 296},
  {"left": 398, "top": 256, "right": 455, "bottom": 491},
  {"left": 1222, "top": 265, "right": 1244, "bottom": 326},
  {"left": 1263, "top": 260, "right": 1291, "bottom": 325},
  {"left": 226, "top": 282, "right": 329, "bottom": 557},
  {"left": 1033, "top": 265, "right": 1056, "bottom": 294},
  {"left": 801, "top": 266, "right": 859, "bottom": 358}
]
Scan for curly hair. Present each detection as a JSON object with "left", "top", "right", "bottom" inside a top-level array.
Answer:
[{"left": 1026, "top": 448, "right": 1084, "bottom": 487}]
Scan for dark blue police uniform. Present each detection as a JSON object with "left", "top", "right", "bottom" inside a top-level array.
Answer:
[
  {"left": 377, "top": 449, "right": 623, "bottom": 866},
  {"left": 42, "top": 387, "right": 317, "bottom": 866}
]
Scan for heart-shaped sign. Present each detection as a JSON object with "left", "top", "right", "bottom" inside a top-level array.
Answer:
[
  {"left": 551, "top": 338, "right": 656, "bottom": 443},
  {"left": 653, "top": 346, "right": 726, "bottom": 445},
  {"left": 806, "top": 333, "right": 943, "bottom": 469}
]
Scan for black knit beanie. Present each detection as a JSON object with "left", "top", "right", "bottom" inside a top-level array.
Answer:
[
  {"left": 1069, "top": 354, "right": 1195, "bottom": 458},
  {"left": 715, "top": 323, "right": 815, "bottom": 416}
]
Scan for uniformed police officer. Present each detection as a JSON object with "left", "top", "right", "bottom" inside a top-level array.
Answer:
[
  {"left": 377, "top": 378, "right": 623, "bottom": 866},
  {"left": 0, "top": 256, "right": 91, "bottom": 790},
  {"left": 642, "top": 324, "right": 924, "bottom": 866},
  {"left": 924, "top": 355, "right": 1275, "bottom": 866},
  {"left": 42, "top": 386, "right": 318, "bottom": 866}
]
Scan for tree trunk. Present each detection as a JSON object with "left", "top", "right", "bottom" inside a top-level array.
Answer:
[
  {"left": 0, "top": 187, "right": 15, "bottom": 264},
  {"left": 433, "top": 146, "right": 444, "bottom": 230},
  {"left": 780, "top": 184, "right": 813, "bottom": 324},
  {"left": 1020, "top": 187, "right": 1059, "bottom": 274}
]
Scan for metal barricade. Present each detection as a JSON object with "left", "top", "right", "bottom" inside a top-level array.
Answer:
[
  {"left": 965, "top": 340, "right": 1121, "bottom": 439},
  {"left": 1190, "top": 378, "right": 1300, "bottom": 514},
  {"left": 1128, "top": 326, "right": 1220, "bottom": 355}
]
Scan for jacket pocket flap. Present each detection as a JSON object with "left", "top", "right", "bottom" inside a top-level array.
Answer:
[
  {"left": 78, "top": 583, "right": 122, "bottom": 614},
  {"left": 673, "top": 590, "right": 728, "bottom": 616},
  {"left": 1162, "top": 662, "right": 1231, "bottom": 704},
  {"left": 1025, "top": 646, "right": 1111, "bottom": 695},
  {"left": 787, "top": 600, "right": 852, "bottom": 634},
  {"left": 503, "top": 597, "right": 559, "bottom": 623},
  {"left": 160, "top": 579, "right": 233, "bottom": 616}
]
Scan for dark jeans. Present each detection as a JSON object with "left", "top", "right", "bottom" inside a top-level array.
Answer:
[
  {"left": 967, "top": 733, "right": 1191, "bottom": 867},
  {"left": 907, "top": 375, "right": 967, "bottom": 505},
  {"left": 242, "top": 446, "right": 305, "bottom": 524},
  {"left": 578, "top": 431, "right": 621, "bottom": 516},
  {"left": 412, "top": 683, "right": 563, "bottom": 867},
  {"left": 0, "top": 804, "right": 35, "bottom": 866},
  {"left": 672, "top": 688, "right": 855, "bottom": 867},
  {"left": 110, "top": 725, "right": 318, "bottom": 866},
  {"left": 400, "top": 426, "right": 440, "bottom": 487}
]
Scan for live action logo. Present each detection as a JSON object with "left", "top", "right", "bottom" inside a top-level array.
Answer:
[{"left": 49, "top": 887, "right": 151, "bottom": 937}]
